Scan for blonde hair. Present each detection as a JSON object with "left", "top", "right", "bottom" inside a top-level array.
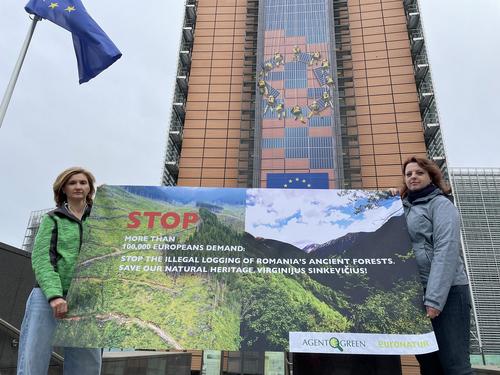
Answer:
[{"left": 53, "top": 167, "right": 96, "bottom": 207}]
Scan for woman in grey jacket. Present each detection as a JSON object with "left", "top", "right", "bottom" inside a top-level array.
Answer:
[{"left": 400, "top": 156, "right": 472, "bottom": 375}]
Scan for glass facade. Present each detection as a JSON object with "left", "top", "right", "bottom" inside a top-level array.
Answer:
[
  {"left": 255, "top": 0, "right": 342, "bottom": 188},
  {"left": 451, "top": 168, "right": 500, "bottom": 356},
  {"left": 21, "top": 208, "right": 51, "bottom": 253}
]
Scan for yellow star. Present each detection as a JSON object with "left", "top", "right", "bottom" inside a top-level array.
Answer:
[
  {"left": 289, "top": 179, "right": 293, "bottom": 183},
  {"left": 65, "top": 5, "right": 76, "bottom": 12},
  {"left": 295, "top": 178, "right": 299, "bottom": 181},
  {"left": 283, "top": 184, "right": 288, "bottom": 188},
  {"left": 302, "top": 179, "right": 306, "bottom": 183},
  {"left": 307, "top": 184, "right": 311, "bottom": 187},
  {"left": 48, "top": 2, "right": 58, "bottom": 9}
]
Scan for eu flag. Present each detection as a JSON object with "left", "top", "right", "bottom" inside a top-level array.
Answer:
[
  {"left": 267, "top": 173, "right": 329, "bottom": 189},
  {"left": 25, "top": 0, "right": 122, "bottom": 84}
]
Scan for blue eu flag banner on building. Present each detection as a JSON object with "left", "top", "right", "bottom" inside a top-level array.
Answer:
[
  {"left": 267, "top": 173, "right": 329, "bottom": 189},
  {"left": 25, "top": 0, "right": 122, "bottom": 84}
]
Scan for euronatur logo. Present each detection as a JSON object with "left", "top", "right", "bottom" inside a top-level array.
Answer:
[{"left": 329, "top": 337, "right": 344, "bottom": 352}]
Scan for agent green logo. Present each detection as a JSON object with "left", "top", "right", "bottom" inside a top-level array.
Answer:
[{"left": 329, "top": 337, "right": 344, "bottom": 352}]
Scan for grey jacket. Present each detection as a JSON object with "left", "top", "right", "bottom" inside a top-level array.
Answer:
[{"left": 403, "top": 189, "right": 468, "bottom": 311}]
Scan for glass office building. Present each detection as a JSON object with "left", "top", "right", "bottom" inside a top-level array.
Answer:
[
  {"left": 21, "top": 208, "right": 51, "bottom": 253},
  {"left": 162, "top": 0, "right": 447, "bottom": 190},
  {"left": 451, "top": 168, "right": 500, "bottom": 359}
]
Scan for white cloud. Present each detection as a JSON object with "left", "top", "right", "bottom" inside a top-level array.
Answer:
[{"left": 246, "top": 189, "right": 403, "bottom": 249}]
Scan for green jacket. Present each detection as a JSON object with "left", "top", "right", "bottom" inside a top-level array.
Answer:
[{"left": 32, "top": 205, "right": 90, "bottom": 301}]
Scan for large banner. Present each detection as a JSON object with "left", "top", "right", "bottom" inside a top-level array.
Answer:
[{"left": 55, "top": 186, "right": 438, "bottom": 354}]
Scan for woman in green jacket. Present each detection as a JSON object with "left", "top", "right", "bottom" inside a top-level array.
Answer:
[{"left": 17, "top": 167, "right": 101, "bottom": 375}]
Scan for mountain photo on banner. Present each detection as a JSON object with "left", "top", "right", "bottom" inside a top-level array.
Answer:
[
  {"left": 25, "top": 0, "right": 122, "bottom": 83},
  {"left": 242, "top": 189, "right": 427, "bottom": 349}
]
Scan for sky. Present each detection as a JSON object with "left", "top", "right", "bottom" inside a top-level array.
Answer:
[
  {"left": 1, "top": 0, "right": 499, "bottom": 248},
  {"left": 245, "top": 189, "right": 402, "bottom": 249}
]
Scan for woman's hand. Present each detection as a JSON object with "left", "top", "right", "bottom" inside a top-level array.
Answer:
[
  {"left": 425, "top": 305, "right": 441, "bottom": 319},
  {"left": 50, "top": 297, "right": 68, "bottom": 319},
  {"left": 388, "top": 188, "right": 400, "bottom": 196}
]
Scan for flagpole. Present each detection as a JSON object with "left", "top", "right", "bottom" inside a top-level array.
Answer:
[{"left": 0, "top": 15, "right": 40, "bottom": 129}]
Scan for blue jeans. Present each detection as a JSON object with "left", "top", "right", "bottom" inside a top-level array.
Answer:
[
  {"left": 416, "top": 285, "right": 473, "bottom": 375},
  {"left": 17, "top": 288, "right": 101, "bottom": 375}
]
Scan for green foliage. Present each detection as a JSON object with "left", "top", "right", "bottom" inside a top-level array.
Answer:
[
  {"left": 352, "top": 279, "right": 430, "bottom": 334},
  {"left": 233, "top": 272, "right": 352, "bottom": 350},
  {"left": 187, "top": 208, "right": 243, "bottom": 247},
  {"left": 60, "top": 270, "right": 242, "bottom": 349},
  {"left": 289, "top": 270, "right": 351, "bottom": 313},
  {"left": 56, "top": 318, "right": 168, "bottom": 348},
  {"left": 395, "top": 249, "right": 415, "bottom": 261},
  {"left": 60, "top": 186, "right": 243, "bottom": 350}
]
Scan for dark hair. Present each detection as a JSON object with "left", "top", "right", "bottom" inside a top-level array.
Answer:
[
  {"left": 53, "top": 167, "right": 96, "bottom": 207},
  {"left": 400, "top": 156, "right": 450, "bottom": 198}
]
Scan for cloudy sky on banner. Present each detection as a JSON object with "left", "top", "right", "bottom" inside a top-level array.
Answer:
[
  {"left": 245, "top": 190, "right": 403, "bottom": 249},
  {"left": 0, "top": 0, "right": 499, "bottom": 247}
]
